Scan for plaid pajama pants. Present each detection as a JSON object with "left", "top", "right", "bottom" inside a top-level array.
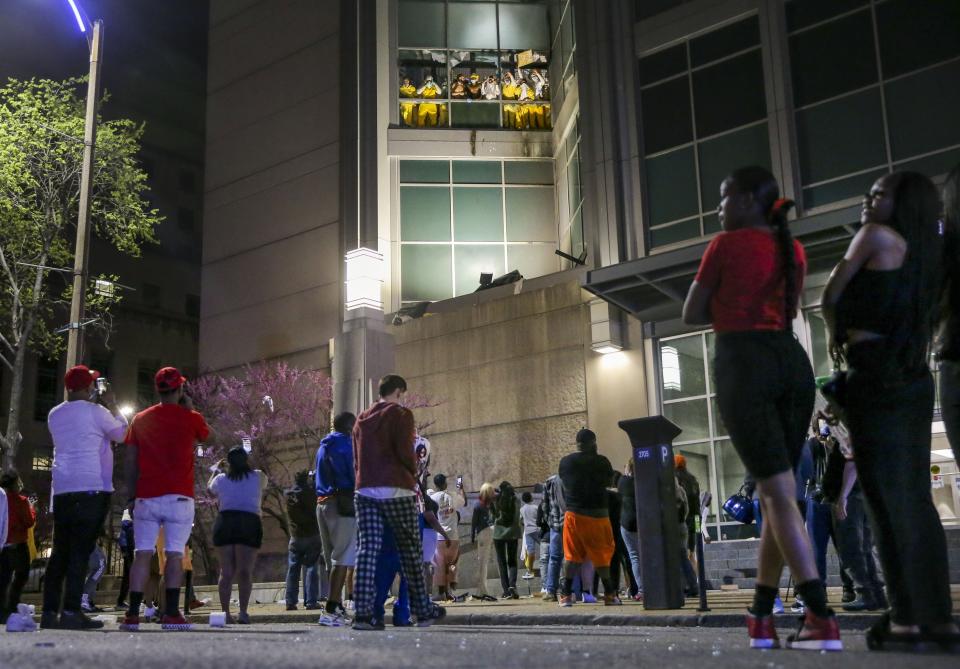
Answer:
[{"left": 354, "top": 493, "right": 432, "bottom": 620}]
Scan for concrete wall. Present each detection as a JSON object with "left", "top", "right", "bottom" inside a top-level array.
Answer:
[{"left": 201, "top": 0, "right": 343, "bottom": 374}]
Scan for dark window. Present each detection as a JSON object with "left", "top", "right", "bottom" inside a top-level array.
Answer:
[
  {"left": 88, "top": 350, "right": 113, "bottom": 379},
  {"left": 638, "top": 44, "right": 687, "bottom": 86},
  {"left": 876, "top": 0, "right": 960, "bottom": 79},
  {"left": 142, "top": 283, "right": 162, "bottom": 308},
  {"left": 789, "top": 10, "right": 877, "bottom": 107},
  {"left": 177, "top": 207, "right": 195, "bottom": 232},
  {"left": 452, "top": 161, "right": 501, "bottom": 184},
  {"left": 399, "top": 1, "right": 445, "bottom": 48},
  {"left": 689, "top": 15, "right": 760, "bottom": 67},
  {"left": 650, "top": 218, "right": 701, "bottom": 248},
  {"left": 802, "top": 168, "right": 887, "bottom": 210},
  {"left": 646, "top": 147, "right": 699, "bottom": 226},
  {"left": 178, "top": 169, "right": 196, "bottom": 194},
  {"left": 785, "top": 0, "right": 869, "bottom": 32},
  {"left": 137, "top": 359, "right": 160, "bottom": 408},
  {"left": 697, "top": 124, "right": 771, "bottom": 213},
  {"left": 400, "top": 160, "right": 450, "bottom": 183},
  {"left": 641, "top": 77, "right": 693, "bottom": 154},
  {"left": 185, "top": 294, "right": 201, "bottom": 319},
  {"left": 140, "top": 157, "right": 154, "bottom": 179},
  {"left": 33, "top": 357, "right": 59, "bottom": 421},
  {"left": 692, "top": 50, "right": 765, "bottom": 137},
  {"left": 450, "top": 102, "right": 500, "bottom": 129},
  {"left": 884, "top": 60, "right": 960, "bottom": 162},
  {"left": 636, "top": 0, "right": 689, "bottom": 22}
]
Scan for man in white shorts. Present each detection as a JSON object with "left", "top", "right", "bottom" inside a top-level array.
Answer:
[{"left": 121, "top": 367, "right": 210, "bottom": 631}]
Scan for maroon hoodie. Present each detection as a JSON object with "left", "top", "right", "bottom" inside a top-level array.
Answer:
[{"left": 353, "top": 401, "right": 417, "bottom": 491}]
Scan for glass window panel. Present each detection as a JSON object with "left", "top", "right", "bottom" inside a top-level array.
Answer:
[
  {"left": 399, "top": 50, "right": 449, "bottom": 101},
  {"left": 692, "top": 50, "right": 766, "bottom": 138},
  {"left": 570, "top": 206, "right": 584, "bottom": 257},
  {"left": 450, "top": 50, "right": 499, "bottom": 99},
  {"left": 885, "top": 61, "right": 960, "bottom": 162},
  {"left": 795, "top": 88, "right": 887, "bottom": 185},
  {"left": 641, "top": 77, "right": 693, "bottom": 154},
  {"left": 675, "top": 442, "right": 717, "bottom": 520},
  {"left": 638, "top": 44, "right": 687, "bottom": 86},
  {"left": 401, "top": 186, "right": 451, "bottom": 241},
  {"left": 660, "top": 335, "right": 706, "bottom": 400},
  {"left": 398, "top": 1, "right": 445, "bottom": 48},
  {"left": 801, "top": 168, "right": 887, "bottom": 210},
  {"left": 451, "top": 101, "right": 501, "bottom": 128},
  {"left": 560, "top": 5, "right": 574, "bottom": 65},
  {"left": 806, "top": 310, "right": 832, "bottom": 380},
  {"left": 789, "top": 11, "right": 877, "bottom": 107},
  {"left": 785, "top": 0, "right": 869, "bottom": 33},
  {"left": 453, "top": 160, "right": 501, "bottom": 183},
  {"left": 506, "top": 187, "right": 555, "bottom": 241},
  {"left": 895, "top": 147, "right": 960, "bottom": 180},
  {"left": 646, "top": 147, "right": 698, "bottom": 226},
  {"left": 710, "top": 396, "right": 727, "bottom": 439},
  {"left": 453, "top": 187, "right": 504, "bottom": 241},
  {"left": 499, "top": 3, "right": 550, "bottom": 50},
  {"left": 715, "top": 439, "right": 747, "bottom": 519},
  {"left": 567, "top": 148, "right": 581, "bottom": 213},
  {"left": 689, "top": 16, "right": 760, "bottom": 67},
  {"left": 505, "top": 160, "right": 554, "bottom": 184},
  {"left": 448, "top": 3, "right": 498, "bottom": 49},
  {"left": 454, "top": 245, "right": 505, "bottom": 296},
  {"left": 400, "top": 160, "right": 450, "bottom": 183},
  {"left": 651, "top": 218, "right": 701, "bottom": 248},
  {"left": 664, "top": 399, "right": 710, "bottom": 442},
  {"left": 703, "top": 213, "right": 721, "bottom": 235},
  {"left": 401, "top": 245, "right": 453, "bottom": 302},
  {"left": 636, "top": 0, "right": 687, "bottom": 22},
  {"left": 697, "top": 123, "right": 771, "bottom": 212},
  {"left": 876, "top": 0, "right": 960, "bottom": 79},
  {"left": 508, "top": 244, "right": 558, "bottom": 280}
]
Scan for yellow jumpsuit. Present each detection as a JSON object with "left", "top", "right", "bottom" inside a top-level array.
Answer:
[
  {"left": 417, "top": 84, "right": 442, "bottom": 127},
  {"left": 399, "top": 83, "right": 417, "bottom": 127},
  {"left": 502, "top": 82, "right": 520, "bottom": 129},
  {"left": 517, "top": 84, "right": 536, "bottom": 130}
]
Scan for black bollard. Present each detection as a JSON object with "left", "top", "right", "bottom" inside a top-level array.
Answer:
[{"left": 695, "top": 517, "right": 710, "bottom": 612}]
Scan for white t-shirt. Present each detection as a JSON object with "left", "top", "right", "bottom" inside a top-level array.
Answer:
[
  {"left": 520, "top": 502, "right": 539, "bottom": 534},
  {"left": 47, "top": 400, "right": 128, "bottom": 495},
  {"left": 428, "top": 488, "right": 466, "bottom": 536},
  {"left": 209, "top": 471, "right": 267, "bottom": 515}
]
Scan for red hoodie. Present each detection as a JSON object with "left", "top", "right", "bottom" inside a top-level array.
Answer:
[
  {"left": 5, "top": 492, "right": 36, "bottom": 545},
  {"left": 353, "top": 401, "right": 417, "bottom": 491}
]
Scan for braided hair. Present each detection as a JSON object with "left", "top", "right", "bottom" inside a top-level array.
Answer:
[{"left": 729, "top": 166, "right": 798, "bottom": 327}]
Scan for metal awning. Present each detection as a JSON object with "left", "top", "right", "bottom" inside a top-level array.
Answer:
[{"left": 582, "top": 204, "right": 860, "bottom": 322}]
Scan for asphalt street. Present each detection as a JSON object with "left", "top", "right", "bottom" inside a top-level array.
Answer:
[{"left": 0, "top": 623, "right": 957, "bottom": 669}]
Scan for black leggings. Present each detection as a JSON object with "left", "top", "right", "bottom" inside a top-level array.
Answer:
[
  {"left": 493, "top": 538, "right": 518, "bottom": 593},
  {"left": 0, "top": 543, "right": 30, "bottom": 618},
  {"left": 846, "top": 341, "right": 953, "bottom": 626}
]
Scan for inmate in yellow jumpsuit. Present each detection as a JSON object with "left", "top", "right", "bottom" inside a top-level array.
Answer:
[{"left": 399, "top": 82, "right": 417, "bottom": 127}]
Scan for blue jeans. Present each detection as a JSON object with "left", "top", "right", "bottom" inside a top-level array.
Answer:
[
  {"left": 620, "top": 526, "right": 643, "bottom": 592},
  {"left": 805, "top": 498, "right": 835, "bottom": 586},
  {"left": 544, "top": 528, "right": 563, "bottom": 594},
  {"left": 286, "top": 535, "right": 322, "bottom": 607},
  {"left": 373, "top": 523, "right": 409, "bottom": 624}
]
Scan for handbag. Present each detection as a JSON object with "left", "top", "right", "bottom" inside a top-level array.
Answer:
[{"left": 722, "top": 485, "right": 755, "bottom": 524}]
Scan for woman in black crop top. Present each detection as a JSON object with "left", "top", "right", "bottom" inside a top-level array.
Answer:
[{"left": 822, "top": 172, "right": 956, "bottom": 649}]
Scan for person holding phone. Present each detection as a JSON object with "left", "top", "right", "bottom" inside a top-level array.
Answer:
[{"left": 428, "top": 474, "right": 467, "bottom": 601}]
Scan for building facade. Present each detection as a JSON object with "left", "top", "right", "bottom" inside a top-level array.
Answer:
[{"left": 201, "top": 0, "right": 960, "bottom": 548}]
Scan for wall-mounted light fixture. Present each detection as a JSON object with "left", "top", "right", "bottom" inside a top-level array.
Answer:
[
  {"left": 345, "top": 247, "right": 384, "bottom": 311},
  {"left": 590, "top": 299, "right": 623, "bottom": 354},
  {"left": 661, "top": 345, "right": 682, "bottom": 392}
]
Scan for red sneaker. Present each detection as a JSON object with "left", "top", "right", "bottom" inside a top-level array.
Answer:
[
  {"left": 160, "top": 613, "right": 193, "bottom": 631},
  {"left": 746, "top": 610, "right": 780, "bottom": 649},
  {"left": 558, "top": 594, "right": 573, "bottom": 608},
  {"left": 119, "top": 614, "right": 140, "bottom": 632},
  {"left": 786, "top": 609, "right": 842, "bottom": 651}
]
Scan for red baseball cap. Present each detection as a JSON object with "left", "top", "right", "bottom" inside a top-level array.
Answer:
[
  {"left": 64, "top": 365, "right": 100, "bottom": 392},
  {"left": 155, "top": 366, "right": 187, "bottom": 392}
]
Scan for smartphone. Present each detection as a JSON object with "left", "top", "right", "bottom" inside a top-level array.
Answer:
[
  {"left": 456, "top": 476, "right": 463, "bottom": 488},
  {"left": 96, "top": 377, "right": 108, "bottom": 395}
]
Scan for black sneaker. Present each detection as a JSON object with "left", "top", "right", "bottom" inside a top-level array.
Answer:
[
  {"left": 417, "top": 604, "right": 446, "bottom": 628},
  {"left": 286, "top": 604, "right": 298, "bottom": 611},
  {"left": 59, "top": 610, "right": 104, "bottom": 630},
  {"left": 352, "top": 616, "right": 379, "bottom": 631},
  {"left": 40, "top": 611, "right": 60, "bottom": 629},
  {"left": 841, "top": 589, "right": 856, "bottom": 604}
]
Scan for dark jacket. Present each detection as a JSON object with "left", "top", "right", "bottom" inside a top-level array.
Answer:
[
  {"left": 675, "top": 468, "right": 700, "bottom": 528},
  {"left": 617, "top": 474, "right": 637, "bottom": 532},
  {"left": 558, "top": 448, "right": 614, "bottom": 516},
  {"left": 352, "top": 402, "right": 417, "bottom": 491},
  {"left": 315, "top": 431, "right": 355, "bottom": 497},
  {"left": 286, "top": 483, "right": 319, "bottom": 539},
  {"left": 471, "top": 501, "right": 494, "bottom": 542},
  {"left": 117, "top": 519, "right": 134, "bottom": 554},
  {"left": 492, "top": 484, "right": 521, "bottom": 541}
]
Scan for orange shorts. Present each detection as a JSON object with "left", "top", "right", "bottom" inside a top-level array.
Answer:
[{"left": 562, "top": 511, "right": 614, "bottom": 567}]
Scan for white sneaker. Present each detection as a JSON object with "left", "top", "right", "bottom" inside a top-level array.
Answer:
[
  {"left": 522, "top": 572, "right": 534, "bottom": 580},
  {"left": 6, "top": 605, "right": 38, "bottom": 632},
  {"left": 317, "top": 611, "right": 349, "bottom": 627},
  {"left": 773, "top": 596, "right": 785, "bottom": 615},
  {"left": 343, "top": 599, "right": 355, "bottom": 612}
]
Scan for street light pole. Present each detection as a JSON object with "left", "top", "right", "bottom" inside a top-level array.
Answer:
[{"left": 64, "top": 17, "right": 104, "bottom": 376}]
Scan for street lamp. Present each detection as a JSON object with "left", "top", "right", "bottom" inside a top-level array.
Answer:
[{"left": 63, "top": 0, "right": 104, "bottom": 380}]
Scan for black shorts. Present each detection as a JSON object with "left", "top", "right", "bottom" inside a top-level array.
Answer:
[
  {"left": 713, "top": 331, "right": 815, "bottom": 481},
  {"left": 213, "top": 511, "right": 263, "bottom": 549}
]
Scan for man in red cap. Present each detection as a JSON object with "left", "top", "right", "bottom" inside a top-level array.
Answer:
[
  {"left": 44, "top": 365, "right": 128, "bottom": 630},
  {"left": 120, "top": 366, "right": 210, "bottom": 631}
]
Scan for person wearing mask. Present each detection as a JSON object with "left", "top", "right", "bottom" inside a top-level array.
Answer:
[
  {"left": 115, "top": 509, "right": 135, "bottom": 610},
  {"left": 351, "top": 375, "right": 446, "bottom": 630},
  {"left": 470, "top": 483, "right": 497, "bottom": 602},
  {"left": 0, "top": 472, "right": 36, "bottom": 623},
  {"left": 939, "top": 165, "right": 960, "bottom": 464},
  {"left": 120, "top": 366, "right": 210, "bottom": 632},
  {"left": 683, "top": 167, "right": 838, "bottom": 650},
  {"left": 557, "top": 429, "right": 619, "bottom": 607},
  {"left": 540, "top": 474, "right": 565, "bottom": 602},
  {"left": 822, "top": 171, "right": 957, "bottom": 650},
  {"left": 519, "top": 491, "right": 540, "bottom": 580},
  {"left": 618, "top": 460, "right": 642, "bottom": 601},
  {"left": 315, "top": 412, "right": 357, "bottom": 627},
  {"left": 428, "top": 473, "right": 466, "bottom": 601},
  {"left": 285, "top": 470, "right": 322, "bottom": 611},
  {"left": 44, "top": 366, "right": 127, "bottom": 630},
  {"left": 208, "top": 447, "right": 267, "bottom": 625},
  {"left": 492, "top": 481, "right": 521, "bottom": 599}
]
